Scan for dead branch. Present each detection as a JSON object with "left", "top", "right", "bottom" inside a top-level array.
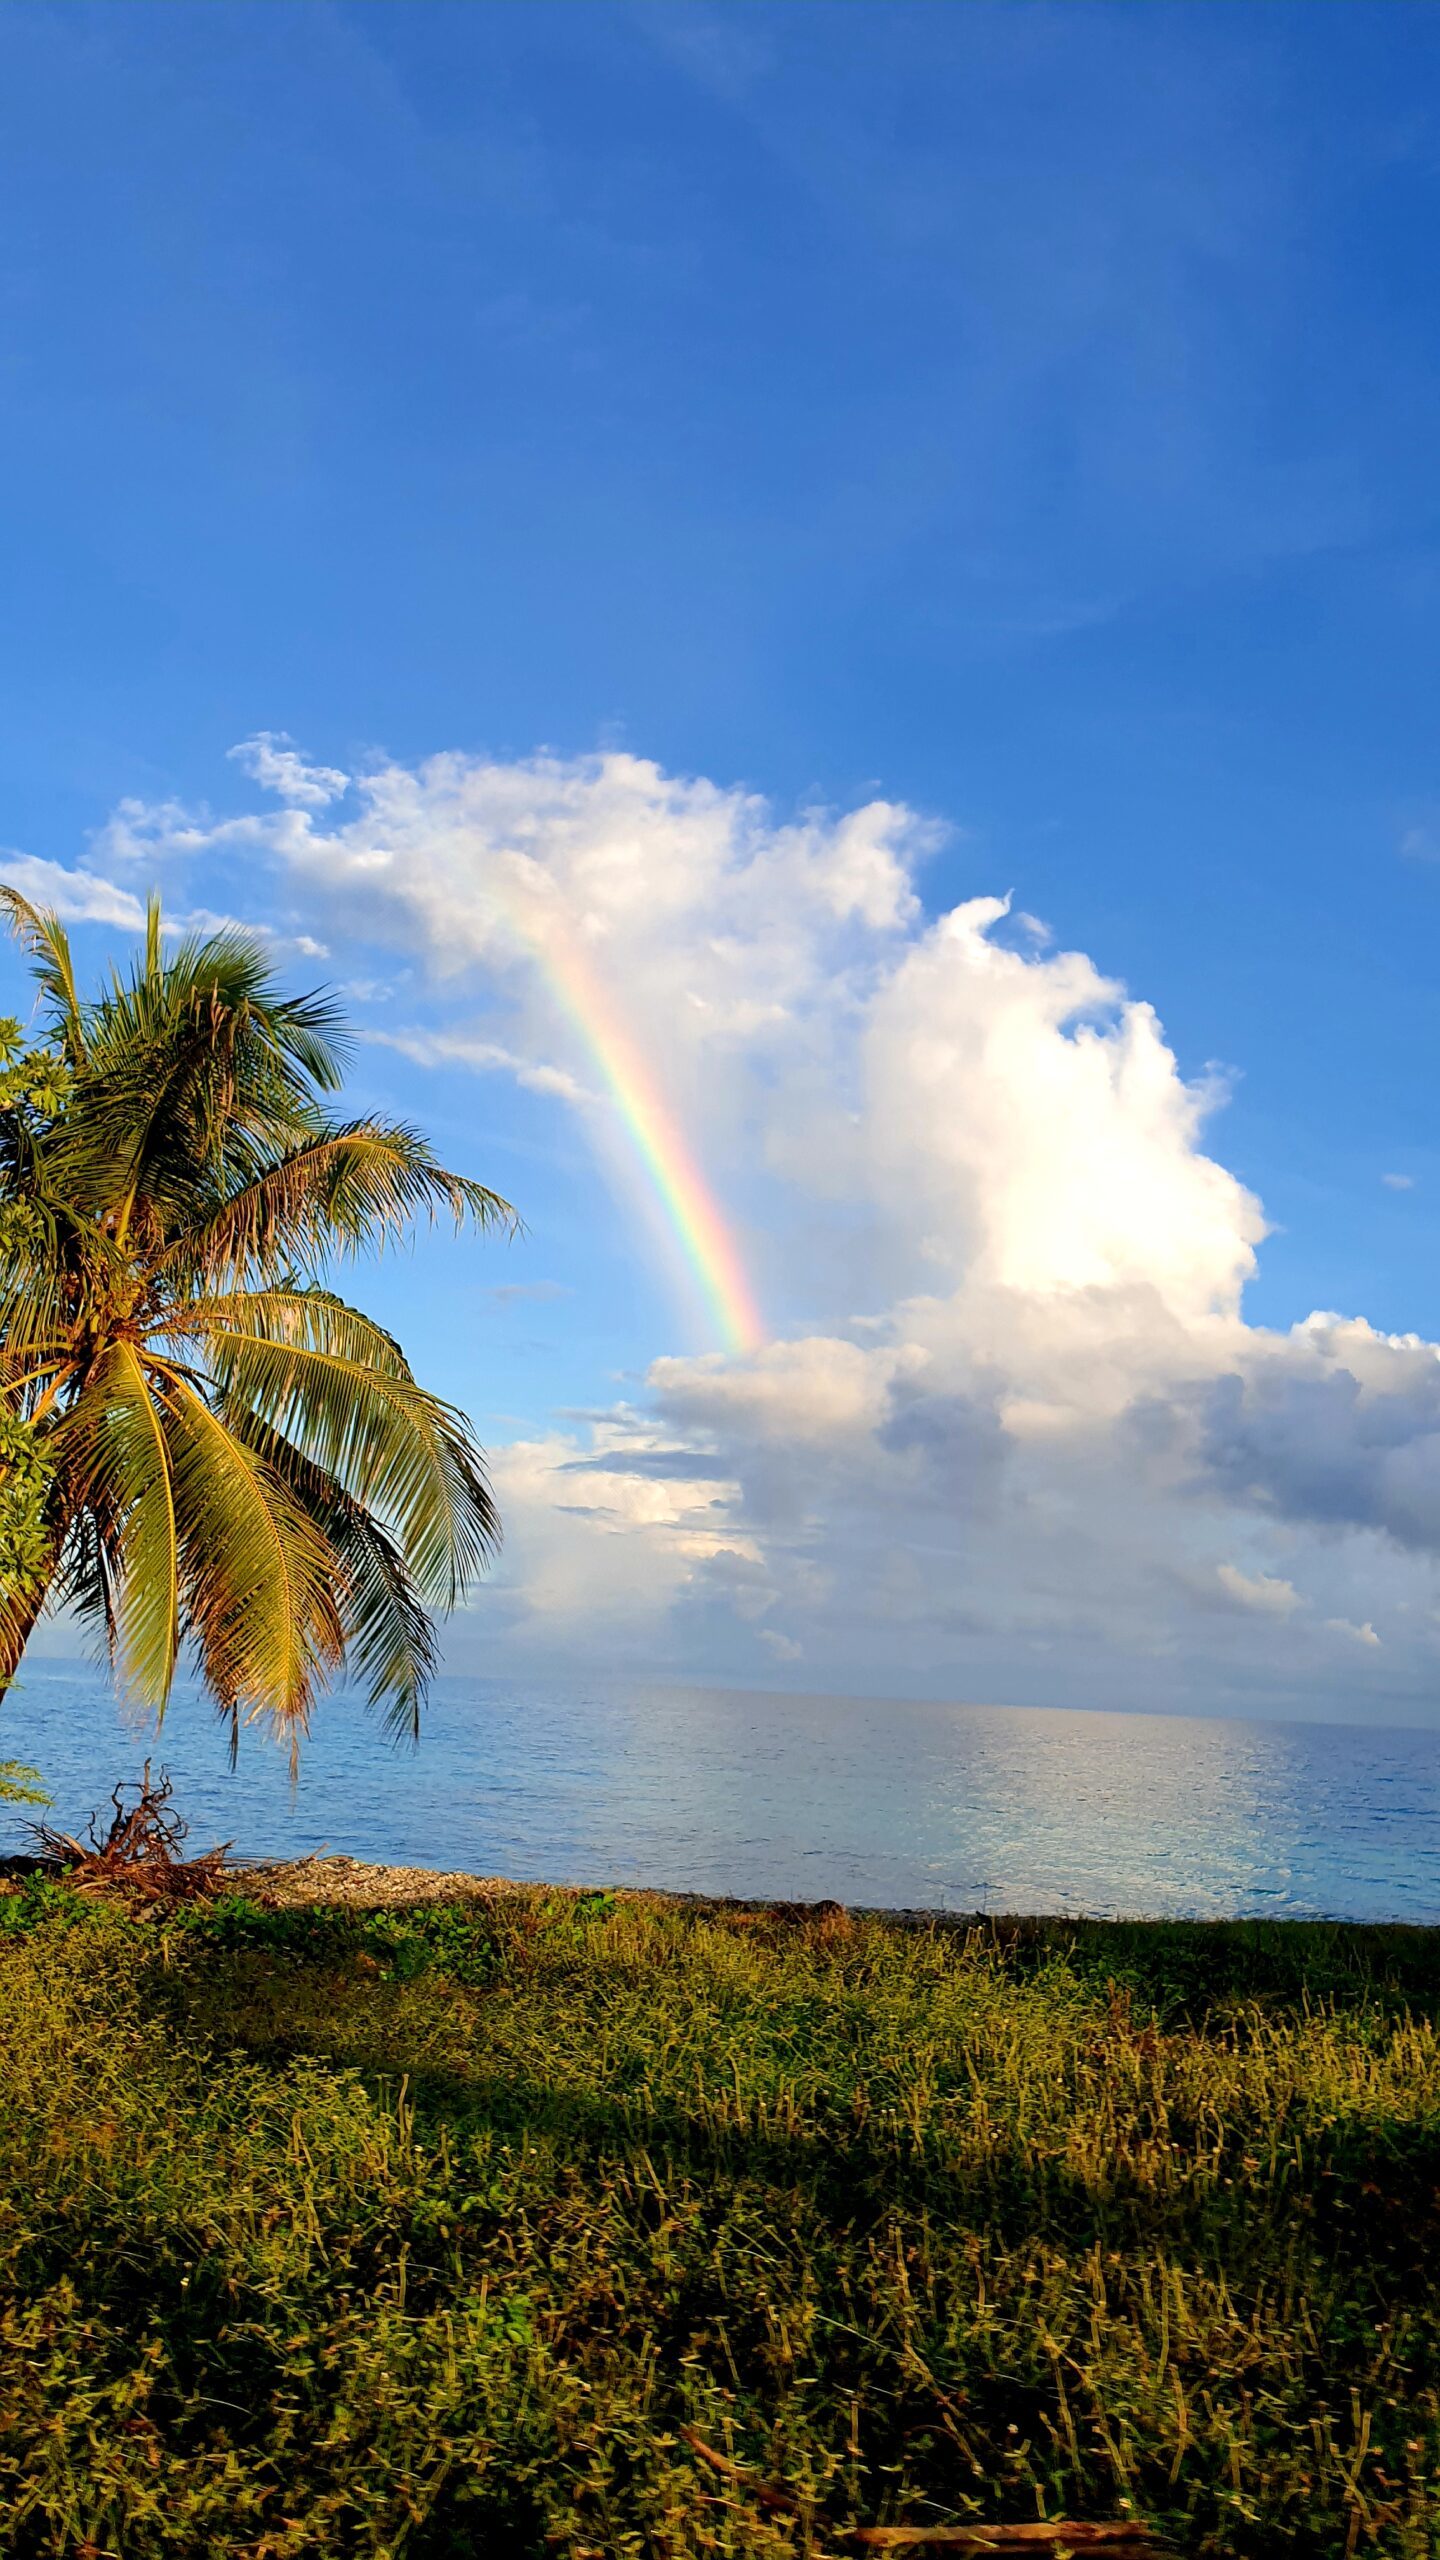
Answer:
[
  {"left": 677, "top": 2429, "right": 812, "bottom": 2517},
  {"left": 676, "top": 2431, "right": 1167, "bottom": 2554}
]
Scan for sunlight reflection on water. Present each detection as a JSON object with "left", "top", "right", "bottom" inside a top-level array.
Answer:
[{"left": 3, "top": 1666, "right": 1439, "bottom": 1920}]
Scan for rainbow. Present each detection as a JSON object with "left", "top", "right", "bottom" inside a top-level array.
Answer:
[{"left": 537, "top": 925, "right": 765, "bottom": 1357}]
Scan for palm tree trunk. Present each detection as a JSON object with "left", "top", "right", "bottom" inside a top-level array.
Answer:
[{"left": 0, "top": 1569, "right": 53, "bottom": 1703}]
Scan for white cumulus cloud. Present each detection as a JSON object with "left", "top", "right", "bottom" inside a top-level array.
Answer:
[
  {"left": 26, "top": 739, "right": 1440, "bottom": 1716},
  {"left": 0, "top": 855, "right": 146, "bottom": 930}
]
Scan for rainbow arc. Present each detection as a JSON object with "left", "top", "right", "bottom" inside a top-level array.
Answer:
[{"left": 514, "top": 903, "right": 764, "bottom": 1357}]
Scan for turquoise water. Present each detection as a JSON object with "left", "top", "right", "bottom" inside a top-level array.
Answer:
[{"left": 3, "top": 1663, "right": 1439, "bottom": 1921}]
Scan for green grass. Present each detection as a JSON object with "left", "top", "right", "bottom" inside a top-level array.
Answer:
[{"left": 2, "top": 1885, "right": 1439, "bottom": 2558}]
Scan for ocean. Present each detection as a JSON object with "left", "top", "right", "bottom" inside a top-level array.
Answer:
[{"left": 3, "top": 1662, "right": 1439, "bottom": 1922}]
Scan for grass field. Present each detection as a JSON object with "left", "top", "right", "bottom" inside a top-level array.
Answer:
[{"left": 1, "top": 1882, "right": 1438, "bottom": 2558}]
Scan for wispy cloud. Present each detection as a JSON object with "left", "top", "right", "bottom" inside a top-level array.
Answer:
[
  {"left": 229, "top": 732, "right": 350, "bottom": 809},
  {"left": 486, "top": 1280, "right": 573, "bottom": 1305},
  {"left": 360, "top": 1026, "right": 594, "bottom": 1107},
  {"left": 1215, "top": 1563, "right": 1302, "bottom": 1618}
]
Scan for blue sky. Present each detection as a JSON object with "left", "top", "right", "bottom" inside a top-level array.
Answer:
[{"left": 7, "top": 2, "right": 1440, "bottom": 1718}]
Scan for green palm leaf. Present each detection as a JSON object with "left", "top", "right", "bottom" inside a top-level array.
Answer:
[
  {"left": 0, "top": 890, "right": 88, "bottom": 1058},
  {"left": 238, "top": 1412, "right": 438, "bottom": 1738},
  {"left": 204, "top": 1321, "right": 496, "bottom": 1606},
  {"left": 51, "top": 1344, "right": 180, "bottom": 1705},
  {"left": 158, "top": 1372, "right": 347, "bottom": 1751},
  {"left": 164, "top": 1123, "right": 515, "bottom": 1291}
]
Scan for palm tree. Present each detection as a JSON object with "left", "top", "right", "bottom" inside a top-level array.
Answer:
[{"left": 0, "top": 890, "right": 514, "bottom": 1757}]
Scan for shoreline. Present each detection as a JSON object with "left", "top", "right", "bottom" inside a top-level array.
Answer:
[
  {"left": 7, "top": 1847, "right": 1440, "bottom": 1929},
  {"left": 224, "top": 1854, "right": 1440, "bottom": 1931}
]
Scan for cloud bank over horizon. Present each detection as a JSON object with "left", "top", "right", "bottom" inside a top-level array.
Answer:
[{"left": 15, "top": 737, "right": 1440, "bottom": 1721}]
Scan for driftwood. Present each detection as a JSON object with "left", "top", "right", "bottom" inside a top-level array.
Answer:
[
  {"left": 677, "top": 2429, "right": 1167, "bottom": 2553},
  {"left": 31, "top": 1764, "right": 231, "bottom": 1903}
]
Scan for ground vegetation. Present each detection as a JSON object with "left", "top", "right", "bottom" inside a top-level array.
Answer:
[{"left": 0, "top": 1886, "right": 1435, "bottom": 2557}]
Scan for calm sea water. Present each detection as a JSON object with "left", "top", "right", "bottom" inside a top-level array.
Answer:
[{"left": 3, "top": 1662, "right": 1439, "bottom": 1922}]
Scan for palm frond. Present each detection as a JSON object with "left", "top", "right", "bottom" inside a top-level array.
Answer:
[
  {"left": 48, "top": 918, "right": 352, "bottom": 1247},
  {"left": 156, "top": 1371, "right": 347, "bottom": 1752},
  {"left": 205, "top": 1318, "right": 499, "bottom": 1607},
  {"left": 50, "top": 1344, "right": 180, "bottom": 1708},
  {"left": 51, "top": 1509, "right": 123, "bottom": 1681},
  {"left": 163, "top": 1122, "right": 516, "bottom": 1290},
  {"left": 0, "top": 889, "right": 88, "bottom": 1060},
  {"left": 0, "top": 1203, "right": 128, "bottom": 1373},
  {"left": 239, "top": 1414, "right": 439, "bottom": 1739},
  {"left": 171, "top": 1286, "right": 415, "bottom": 1377}
]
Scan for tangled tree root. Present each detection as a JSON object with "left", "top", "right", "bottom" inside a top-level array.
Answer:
[{"left": 31, "top": 1763, "right": 231, "bottom": 1903}]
